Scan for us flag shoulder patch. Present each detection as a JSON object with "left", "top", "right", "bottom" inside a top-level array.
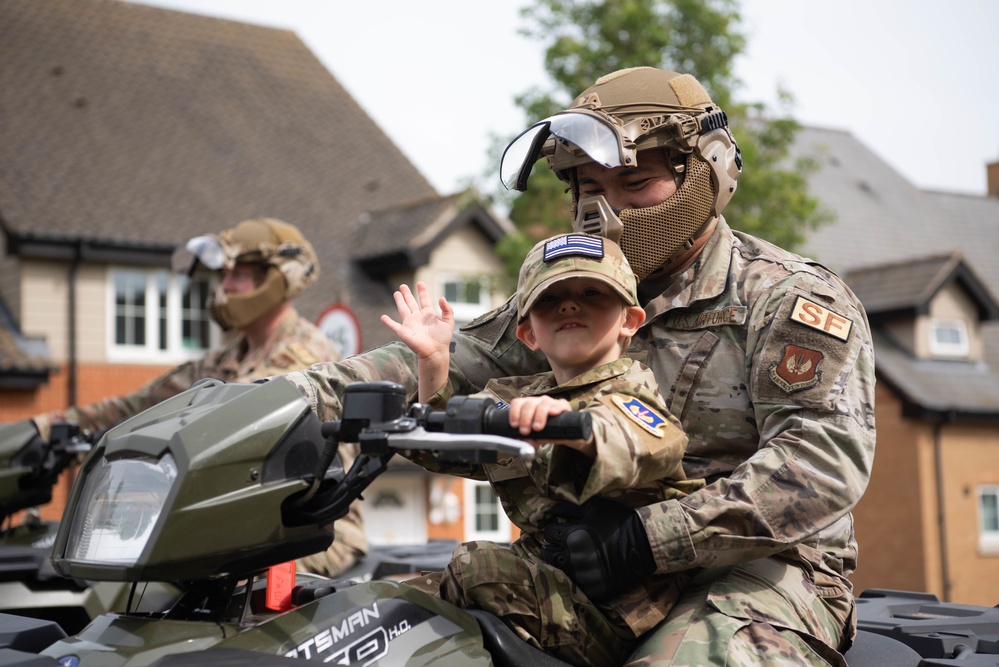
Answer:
[
  {"left": 544, "top": 234, "right": 604, "bottom": 262},
  {"left": 611, "top": 395, "right": 667, "bottom": 438}
]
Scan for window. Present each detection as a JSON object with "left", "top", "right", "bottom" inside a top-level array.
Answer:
[
  {"left": 109, "top": 268, "right": 216, "bottom": 362},
  {"left": 979, "top": 487, "right": 999, "bottom": 555},
  {"left": 930, "top": 319, "right": 969, "bottom": 357},
  {"left": 113, "top": 271, "right": 147, "bottom": 347},
  {"left": 463, "top": 480, "right": 510, "bottom": 542},
  {"left": 441, "top": 275, "right": 490, "bottom": 324},
  {"left": 181, "top": 278, "right": 212, "bottom": 350}
]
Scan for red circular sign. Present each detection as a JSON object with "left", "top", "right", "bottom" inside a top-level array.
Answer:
[{"left": 316, "top": 303, "right": 361, "bottom": 358}]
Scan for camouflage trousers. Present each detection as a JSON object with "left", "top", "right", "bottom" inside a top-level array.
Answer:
[
  {"left": 625, "top": 556, "right": 855, "bottom": 666},
  {"left": 407, "top": 540, "right": 639, "bottom": 667}
]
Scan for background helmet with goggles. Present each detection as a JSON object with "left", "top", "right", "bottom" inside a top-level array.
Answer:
[{"left": 171, "top": 218, "right": 319, "bottom": 331}]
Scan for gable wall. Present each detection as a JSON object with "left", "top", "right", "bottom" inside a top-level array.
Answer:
[
  {"left": 419, "top": 225, "right": 507, "bottom": 309},
  {"left": 927, "top": 282, "right": 983, "bottom": 360},
  {"left": 21, "top": 260, "right": 107, "bottom": 364}
]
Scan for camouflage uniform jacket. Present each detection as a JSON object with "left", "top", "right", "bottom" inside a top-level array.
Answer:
[
  {"left": 404, "top": 356, "right": 699, "bottom": 634},
  {"left": 36, "top": 308, "right": 367, "bottom": 557},
  {"left": 285, "top": 218, "right": 875, "bottom": 616}
]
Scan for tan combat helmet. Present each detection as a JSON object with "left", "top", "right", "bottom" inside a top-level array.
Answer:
[
  {"left": 174, "top": 218, "right": 319, "bottom": 331},
  {"left": 500, "top": 67, "right": 742, "bottom": 280}
]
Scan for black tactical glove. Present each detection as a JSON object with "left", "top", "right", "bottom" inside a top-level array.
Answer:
[
  {"left": 0, "top": 419, "right": 52, "bottom": 517},
  {"left": 0, "top": 419, "right": 47, "bottom": 466},
  {"left": 540, "top": 497, "right": 656, "bottom": 603}
]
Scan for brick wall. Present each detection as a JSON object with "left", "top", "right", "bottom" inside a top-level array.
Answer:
[
  {"left": 849, "top": 384, "right": 932, "bottom": 595},
  {"left": 0, "top": 362, "right": 171, "bottom": 421},
  {"left": 3, "top": 361, "right": 171, "bottom": 524}
]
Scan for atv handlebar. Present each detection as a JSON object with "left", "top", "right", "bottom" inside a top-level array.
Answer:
[
  {"left": 421, "top": 395, "right": 592, "bottom": 443},
  {"left": 0, "top": 421, "right": 95, "bottom": 523},
  {"left": 320, "top": 382, "right": 591, "bottom": 464},
  {"left": 287, "top": 382, "right": 591, "bottom": 527}
]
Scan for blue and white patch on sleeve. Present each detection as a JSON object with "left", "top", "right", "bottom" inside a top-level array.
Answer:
[
  {"left": 544, "top": 234, "right": 604, "bottom": 262},
  {"left": 611, "top": 395, "right": 667, "bottom": 438}
]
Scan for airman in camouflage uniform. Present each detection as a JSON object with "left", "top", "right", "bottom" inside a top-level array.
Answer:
[
  {"left": 284, "top": 68, "right": 875, "bottom": 665},
  {"left": 32, "top": 307, "right": 335, "bottom": 437},
  {"left": 382, "top": 234, "right": 699, "bottom": 666},
  {"left": 32, "top": 219, "right": 366, "bottom": 579}
]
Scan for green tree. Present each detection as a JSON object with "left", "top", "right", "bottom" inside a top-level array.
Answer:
[{"left": 496, "top": 0, "right": 830, "bottom": 279}]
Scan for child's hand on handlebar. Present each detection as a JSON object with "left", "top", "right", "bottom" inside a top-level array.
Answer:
[{"left": 508, "top": 396, "right": 594, "bottom": 455}]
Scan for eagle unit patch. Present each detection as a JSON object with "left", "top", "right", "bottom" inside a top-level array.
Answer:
[
  {"left": 611, "top": 395, "right": 667, "bottom": 437},
  {"left": 768, "top": 344, "right": 824, "bottom": 393}
]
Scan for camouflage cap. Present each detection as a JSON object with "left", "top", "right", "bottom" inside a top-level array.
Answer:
[{"left": 518, "top": 233, "right": 638, "bottom": 320}]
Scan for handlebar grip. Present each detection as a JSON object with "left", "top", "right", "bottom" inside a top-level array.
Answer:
[{"left": 482, "top": 406, "right": 592, "bottom": 442}]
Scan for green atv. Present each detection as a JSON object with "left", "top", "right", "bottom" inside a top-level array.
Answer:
[{"left": 1, "top": 378, "right": 997, "bottom": 665}]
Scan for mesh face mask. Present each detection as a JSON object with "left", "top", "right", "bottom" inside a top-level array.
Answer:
[
  {"left": 205, "top": 266, "right": 286, "bottom": 332},
  {"left": 572, "top": 153, "right": 716, "bottom": 280}
]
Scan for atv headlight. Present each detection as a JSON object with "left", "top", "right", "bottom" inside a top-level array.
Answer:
[{"left": 65, "top": 454, "right": 177, "bottom": 565}]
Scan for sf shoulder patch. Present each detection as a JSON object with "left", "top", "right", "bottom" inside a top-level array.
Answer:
[
  {"left": 611, "top": 395, "right": 667, "bottom": 438},
  {"left": 789, "top": 296, "right": 853, "bottom": 342},
  {"left": 755, "top": 289, "right": 862, "bottom": 410}
]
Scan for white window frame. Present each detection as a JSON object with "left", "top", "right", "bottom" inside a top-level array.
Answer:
[
  {"left": 979, "top": 486, "right": 999, "bottom": 555},
  {"left": 440, "top": 274, "right": 491, "bottom": 325},
  {"left": 929, "top": 318, "right": 969, "bottom": 357},
  {"left": 107, "top": 267, "right": 217, "bottom": 363},
  {"left": 463, "top": 479, "right": 511, "bottom": 543}
]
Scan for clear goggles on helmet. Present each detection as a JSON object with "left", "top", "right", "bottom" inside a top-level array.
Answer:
[
  {"left": 501, "top": 110, "right": 636, "bottom": 192},
  {"left": 170, "top": 235, "right": 300, "bottom": 277},
  {"left": 171, "top": 235, "right": 230, "bottom": 276},
  {"left": 500, "top": 106, "right": 714, "bottom": 192}
]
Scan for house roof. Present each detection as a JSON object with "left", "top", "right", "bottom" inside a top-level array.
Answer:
[
  {"left": 792, "top": 126, "right": 999, "bottom": 419},
  {"left": 872, "top": 330, "right": 999, "bottom": 421},
  {"left": 843, "top": 252, "right": 999, "bottom": 322},
  {"left": 0, "top": 0, "right": 437, "bottom": 323},
  {"left": 354, "top": 190, "right": 515, "bottom": 276},
  {"left": 339, "top": 191, "right": 514, "bottom": 350}
]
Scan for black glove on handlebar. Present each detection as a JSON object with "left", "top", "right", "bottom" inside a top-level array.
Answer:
[{"left": 540, "top": 497, "right": 656, "bottom": 603}]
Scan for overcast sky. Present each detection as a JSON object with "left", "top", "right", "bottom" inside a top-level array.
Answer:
[{"left": 130, "top": 0, "right": 999, "bottom": 198}]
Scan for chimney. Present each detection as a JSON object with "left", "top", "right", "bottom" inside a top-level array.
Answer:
[{"left": 988, "top": 159, "right": 999, "bottom": 197}]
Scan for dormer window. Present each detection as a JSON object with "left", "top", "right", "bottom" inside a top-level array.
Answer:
[
  {"left": 441, "top": 275, "right": 490, "bottom": 325},
  {"left": 929, "top": 318, "right": 969, "bottom": 358}
]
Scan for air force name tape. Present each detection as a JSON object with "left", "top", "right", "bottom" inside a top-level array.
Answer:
[
  {"left": 544, "top": 234, "right": 604, "bottom": 262},
  {"left": 612, "top": 395, "right": 667, "bottom": 438}
]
